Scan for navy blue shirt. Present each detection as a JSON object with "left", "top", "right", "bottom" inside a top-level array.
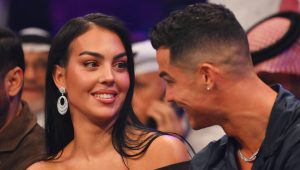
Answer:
[{"left": 191, "top": 85, "right": 300, "bottom": 170}]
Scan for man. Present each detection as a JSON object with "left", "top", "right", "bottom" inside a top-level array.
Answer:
[
  {"left": 247, "top": 11, "right": 300, "bottom": 99},
  {"left": 19, "top": 27, "right": 51, "bottom": 127},
  {"left": 150, "top": 3, "right": 300, "bottom": 170},
  {"left": 0, "top": 28, "right": 45, "bottom": 169},
  {"left": 132, "top": 40, "right": 224, "bottom": 151}
]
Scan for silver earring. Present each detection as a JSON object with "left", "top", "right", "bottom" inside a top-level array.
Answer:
[{"left": 57, "top": 87, "right": 68, "bottom": 115}]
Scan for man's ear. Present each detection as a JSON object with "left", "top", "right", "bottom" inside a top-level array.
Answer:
[
  {"left": 196, "top": 63, "right": 216, "bottom": 90},
  {"left": 5, "top": 67, "right": 23, "bottom": 97},
  {"left": 52, "top": 65, "right": 66, "bottom": 89}
]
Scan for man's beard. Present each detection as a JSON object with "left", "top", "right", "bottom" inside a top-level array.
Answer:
[{"left": 0, "top": 85, "right": 10, "bottom": 129}]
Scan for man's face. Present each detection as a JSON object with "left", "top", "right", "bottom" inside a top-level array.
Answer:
[
  {"left": 132, "top": 72, "right": 165, "bottom": 123},
  {"left": 156, "top": 47, "right": 214, "bottom": 129},
  {"left": 0, "top": 75, "right": 10, "bottom": 129},
  {"left": 21, "top": 51, "right": 48, "bottom": 113}
]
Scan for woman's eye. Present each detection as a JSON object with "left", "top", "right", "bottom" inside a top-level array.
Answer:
[
  {"left": 115, "top": 61, "right": 128, "bottom": 70},
  {"left": 84, "top": 61, "right": 98, "bottom": 68}
]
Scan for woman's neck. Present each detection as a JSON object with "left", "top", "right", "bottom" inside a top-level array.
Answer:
[{"left": 65, "top": 110, "right": 117, "bottom": 160}]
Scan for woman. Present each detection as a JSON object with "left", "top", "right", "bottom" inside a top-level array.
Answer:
[{"left": 28, "top": 13, "right": 190, "bottom": 169}]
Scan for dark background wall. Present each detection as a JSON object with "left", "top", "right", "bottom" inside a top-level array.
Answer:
[{"left": 7, "top": 0, "right": 204, "bottom": 42}]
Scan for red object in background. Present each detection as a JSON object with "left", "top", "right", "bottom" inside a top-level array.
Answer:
[{"left": 280, "top": 0, "right": 300, "bottom": 12}]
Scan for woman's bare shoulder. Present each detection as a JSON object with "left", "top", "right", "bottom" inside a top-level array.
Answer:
[
  {"left": 130, "top": 129, "right": 190, "bottom": 158},
  {"left": 151, "top": 135, "right": 190, "bottom": 157},
  {"left": 27, "top": 161, "right": 54, "bottom": 170},
  {"left": 143, "top": 134, "right": 191, "bottom": 168}
]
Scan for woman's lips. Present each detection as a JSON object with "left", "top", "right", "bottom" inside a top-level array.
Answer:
[{"left": 92, "top": 90, "right": 117, "bottom": 104}]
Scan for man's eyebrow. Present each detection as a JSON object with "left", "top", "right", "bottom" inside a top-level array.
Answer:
[{"left": 159, "top": 71, "right": 174, "bottom": 80}]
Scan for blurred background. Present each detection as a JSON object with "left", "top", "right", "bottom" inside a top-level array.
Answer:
[
  {"left": 1, "top": 0, "right": 297, "bottom": 42},
  {"left": 0, "top": 0, "right": 203, "bottom": 41}
]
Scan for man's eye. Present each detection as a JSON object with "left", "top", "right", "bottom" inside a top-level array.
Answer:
[{"left": 165, "top": 79, "right": 174, "bottom": 85}]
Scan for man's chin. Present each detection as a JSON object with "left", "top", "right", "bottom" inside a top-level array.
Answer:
[
  {"left": 185, "top": 111, "right": 202, "bottom": 130},
  {"left": 189, "top": 119, "right": 213, "bottom": 130},
  {"left": 189, "top": 119, "right": 201, "bottom": 130}
]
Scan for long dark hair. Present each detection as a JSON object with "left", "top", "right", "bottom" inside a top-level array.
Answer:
[{"left": 45, "top": 13, "right": 163, "bottom": 161}]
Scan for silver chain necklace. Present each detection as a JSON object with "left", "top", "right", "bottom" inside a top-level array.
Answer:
[{"left": 238, "top": 149, "right": 259, "bottom": 162}]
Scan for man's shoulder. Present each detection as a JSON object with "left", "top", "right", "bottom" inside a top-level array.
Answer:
[
  {"left": 24, "top": 123, "right": 45, "bottom": 146},
  {"left": 15, "top": 123, "right": 46, "bottom": 169},
  {"left": 0, "top": 122, "right": 46, "bottom": 169},
  {"left": 191, "top": 135, "right": 229, "bottom": 169},
  {"left": 283, "top": 121, "right": 300, "bottom": 146},
  {"left": 193, "top": 135, "right": 228, "bottom": 158}
]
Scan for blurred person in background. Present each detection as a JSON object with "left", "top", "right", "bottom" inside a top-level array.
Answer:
[
  {"left": 248, "top": 11, "right": 300, "bottom": 99},
  {"left": 19, "top": 27, "right": 51, "bottom": 127},
  {"left": 0, "top": 27, "right": 45, "bottom": 170},
  {"left": 132, "top": 40, "right": 224, "bottom": 152}
]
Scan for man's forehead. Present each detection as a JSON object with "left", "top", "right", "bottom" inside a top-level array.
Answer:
[{"left": 156, "top": 47, "right": 171, "bottom": 64}]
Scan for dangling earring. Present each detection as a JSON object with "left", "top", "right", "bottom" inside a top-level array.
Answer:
[{"left": 57, "top": 87, "right": 68, "bottom": 115}]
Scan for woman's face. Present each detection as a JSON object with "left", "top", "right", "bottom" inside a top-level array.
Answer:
[{"left": 56, "top": 25, "right": 130, "bottom": 125}]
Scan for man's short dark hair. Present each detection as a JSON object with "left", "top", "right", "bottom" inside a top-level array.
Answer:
[
  {"left": 0, "top": 28, "right": 25, "bottom": 77},
  {"left": 150, "top": 3, "right": 250, "bottom": 69}
]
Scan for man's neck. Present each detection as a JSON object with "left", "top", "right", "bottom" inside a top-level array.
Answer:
[{"left": 222, "top": 77, "right": 277, "bottom": 153}]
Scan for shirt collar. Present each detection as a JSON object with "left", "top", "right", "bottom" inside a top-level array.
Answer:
[{"left": 259, "top": 84, "right": 300, "bottom": 158}]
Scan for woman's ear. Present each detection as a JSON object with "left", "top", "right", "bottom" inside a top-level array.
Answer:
[
  {"left": 5, "top": 67, "right": 23, "bottom": 97},
  {"left": 52, "top": 65, "right": 66, "bottom": 89}
]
